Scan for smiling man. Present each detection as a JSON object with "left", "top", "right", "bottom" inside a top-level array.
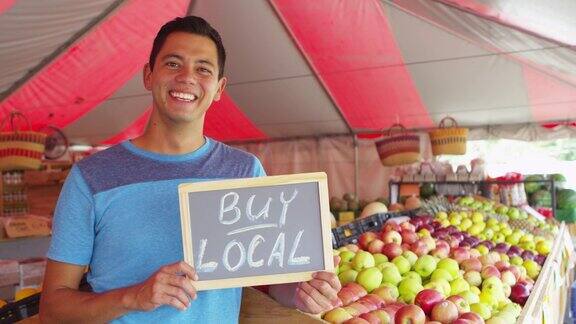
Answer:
[{"left": 39, "top": 16, "right": 340, "bottom": 323}]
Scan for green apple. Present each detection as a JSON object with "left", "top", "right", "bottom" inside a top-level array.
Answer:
[
  {"left": 373, "top": 253, "right": 389, "bottom": 265},
  {"left": 436, "top": 211, "right": 448, "bottom": 220},
  {"left": 471, "top": 212, "right": 484, "bottom": 223},
  {"left": 470, "top": 302, "right": 492, "bottom": 320},
  {"left": 356, "top": 267, "right": 383, "bottom": 292},
  {"left": 459, "top": 290, "right": 480, "bottom": 304},
  {"left": 460, "top": 218, "right": 473, "bottom": 230},
  {"left": 338, "top": 269, "right": 358, "bottom": 285},
  {"left": 477, "top": 245, "right": 489, "bottom": 255},
  {"left": 510, "top": 256, "right": 523, "bottom": 266},
  {"left": 414, "top": 255, "right": 438, "bottom": 278},
  {"left": 424, "top": 281, "right": 447, "bottom": 297},
  {"left": 374, "top": 282, "right": 400, "bottom": 303},
  {"left": 481, "top": 277, "right": 503, "bottom": 295},
  {"left": 392, "top": 256, "right": 411, "bottom": 275},
  {"left": 402, "top": 250, "right": 418, "bottom": 266},
  {"left": 536, "top": 240, "right": 551, "bottom": 255},
  {"left": 429, "top": 278, "right": 451, "bottom": 297},
  {"left": 463, "top": 270, "right": 482, "bottom": 287},
  {"left": 431, "top": 268, "right": 453, "bottom": 282},
  {"left": 380, "top": 264, "right": 402, "bottom": 286},
  {"left": 339, "top": 250, "right": 356, "bottom": 263},
  {"left": 519, "top": 241, "right": 536, "bottom": 251},
  {"left": 450, "top": 277, "right": 471, "bottom": 295},
  {"left": 398, "top": 278, "right": 423, "bottom": 303},
  {"left": 437, "top": 258, "right": 460, "bottom": 279},
  {"left": 523, "top": 259, "right": 541, "bottom": 279},
  {"left": 322, "top": 307, "right": 353, "bottom": 323},
  {"left": 352, "top": 250, "right": 375, "bottom": 271},
  {"left": 403, "top": 271, "right": 422, "bottom": 284},
  {"left": 339, "top": 262, "right": 353, "bottom": 273}
]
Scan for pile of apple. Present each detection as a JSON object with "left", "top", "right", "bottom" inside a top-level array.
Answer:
[{"left": 325, "top": 211, "right": 550, "bottom": 323}]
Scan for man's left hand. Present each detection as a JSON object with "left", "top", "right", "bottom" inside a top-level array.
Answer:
[{"left": 293, "top": 255, "right": 342, "bottom": 314}]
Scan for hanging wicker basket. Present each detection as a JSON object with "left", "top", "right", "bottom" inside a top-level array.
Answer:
[
  {"left": 0, "top": 111, "right": 46, "bottom": 171},
  {"left": 375, "top": 124, "right": 421, "bottom": 166},
  {"left": 429, "top": 117, "right": 468, "bottom": 155}
]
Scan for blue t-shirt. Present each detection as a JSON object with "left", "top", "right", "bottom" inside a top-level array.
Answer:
[{"left": 47, "top": 138, "right": 266, "bottom": 323}]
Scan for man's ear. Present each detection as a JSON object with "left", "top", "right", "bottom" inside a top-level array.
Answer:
[
  {"left": 213, "top": 77, "right": 227, "bottom": 102},
  {"left": 143, "top": 63, "right": 152, "bottom": 91}
]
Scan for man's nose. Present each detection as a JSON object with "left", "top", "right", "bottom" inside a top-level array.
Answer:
[{"left": 175, "top": 67, "right": 197, "bottom": 84}]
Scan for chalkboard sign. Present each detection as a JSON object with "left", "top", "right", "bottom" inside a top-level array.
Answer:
[{"left": 178, "top": 172, "right": 333, "bottom": 290}]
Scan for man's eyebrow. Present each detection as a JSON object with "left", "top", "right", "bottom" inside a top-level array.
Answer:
[
  {"left": 161, "top": 54, "right": 184, "bottom": 61},
  {"left": 196, "top": 59, "right": 215, "bottom": 67}
]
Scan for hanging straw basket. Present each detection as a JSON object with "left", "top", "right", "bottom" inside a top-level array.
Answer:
[
  {"left": 0, "top": 111, "right": 46, "bottom": 171},
  {"left": 429, "top": 117, "right": 468, "bottom": 155},
  {"left": 375, "top": 124, "right": 421, "bottom": 166}
]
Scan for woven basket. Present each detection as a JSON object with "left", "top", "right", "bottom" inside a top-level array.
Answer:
[
  {"left": 429, "top": 117, "right": 468, "bottom": 155},
  {"left": 0, "top": 111, "right": 46, "bottom": 171},
  {"left": 375, "top": 124, "right": 421, "bottom": 166}
]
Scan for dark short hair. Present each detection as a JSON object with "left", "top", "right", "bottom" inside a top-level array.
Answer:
[{"left": 149, "top": 16, "right": 226, "bottom": 79}]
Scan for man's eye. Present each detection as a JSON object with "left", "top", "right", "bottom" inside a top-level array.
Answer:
[
  {"left": 198, "top": 67, "right": 213, "bottom": 75},
  {"left": 166, "top": 62, "right": 179, "bottom": 68}
]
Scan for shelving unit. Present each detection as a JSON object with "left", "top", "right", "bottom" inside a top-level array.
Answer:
[
  {"left": 389, "top": 179, "right": 557, "bottom": 217},
  {"left": 0, "top": 171, "right": 28, "bottom": 217}
]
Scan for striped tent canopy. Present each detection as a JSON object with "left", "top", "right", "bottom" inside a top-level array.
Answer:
[{"left": 1, "top": 0, "right": 575, "bottom": 146}]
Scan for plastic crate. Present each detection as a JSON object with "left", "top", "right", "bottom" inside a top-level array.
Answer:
[
  {"left": 0, "top": 292, "right": 40, "bottom": 323},
  {"left": 332, "top": 222, "right": 363, "bottom": 248},
  {"left": 358, "top": 213, "right": 389, "bottom": 233}
]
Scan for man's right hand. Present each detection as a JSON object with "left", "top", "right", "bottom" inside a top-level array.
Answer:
[{"left": 123, "top": 261, "right": 198, "bottom": 311}]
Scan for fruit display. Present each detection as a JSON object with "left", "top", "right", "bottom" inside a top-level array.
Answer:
[{"left": 324, "top": 198, "right": 559, "bottom": 324}]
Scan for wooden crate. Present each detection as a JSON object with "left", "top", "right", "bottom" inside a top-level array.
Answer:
[{"left": 240, "top": 287, "right": 324, "bottom": 324}]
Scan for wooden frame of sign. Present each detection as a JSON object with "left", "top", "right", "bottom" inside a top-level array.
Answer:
[{"left": 178, "top": 172, "right": 333, "bottom": 291}]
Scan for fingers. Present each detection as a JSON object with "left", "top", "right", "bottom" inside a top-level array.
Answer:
[
  {"left": 156, "top": 293, "right": 189, "bottom": 311},
  {"left": 163, "top": 261, "right": 198, "bottom": 280},
  {"left": 295, "top": 285, "right": 324, "bottom": 314},
  {"left": 161, "top": 273, "right": 198, "bottom": 300},
  {"left": 333, "top": 255, "right": 341, "bottom": 267},
  {"left": 308, "top": 279, "right": 339, "bottom": 302},
  {"left": 299, "top": 281, "right": 333, "bottom": 312},
  {"left": 313, "top": 271, "right": 342, "bottom": 291},
  {"left": 158, "top": 284, "right": 192, "bottom": 310}
]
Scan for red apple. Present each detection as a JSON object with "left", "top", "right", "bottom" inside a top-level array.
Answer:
[
  {"left": 460, "top": 258, "right": 482, "bottom": 272},
  {"left": 451, "top": 247, "right": 471, "bottom": 264},
  {"left": 372, "top": 285, "right": 399, "bottom": 303},
  {"left": 431, "top": 300, "right": 459, "bottom": 323},
  {"left": 414, "top": 289, "right": 444, "bottom": 315},
  {"left": 516, "top": 277, "right": 534, "bottom": 290},
  {"left": 382, "top": 302, "right": 404, "bottom": 320},
  {"left": 367, "top": 239, "right": 385, "bottom": 254},
  {"left": 445, "top": 236, "right": 460, "bottom": 249},
  {"left": 410, "top": 240, "right": 429, "bottom": 257},
  {"left": 435, "top": 240, "right": 450, "bottom": 251},
  {"left": 431, "top": 247, "right": 450, "bottom": 259},
  {"left": 360, "top": 311, "right": 382, "bottom": 324},
  {"left": 394, "top": 305, "right": 426, "bottom": 324},
  {"left": 401, "top": 243, "right": 411, "bottom": 252},
  {"left": 469, "top": 249, "right": 481, "bottom": 259},
  {"left": 338, "top": 282, "right": 368, "bottom": 305},
  {"left": 323, "top": 307, "right": 353, "bottom": 323},
  {"left": 507, "top": 265, "right": 523, "bottom": 280},
  {"left": 446, "top": 295, "right": 469, "bottom": 314},
  {"left": 401, "top": 229, "right": 418, "bottom": 245},
  {"left": 452, "top": 320, "right": 474, "bottom": 324},
  {"left": 382, "top": 222, "right": 400, "bottom": 233},
  {"left": 459, "top": 311, "right": 485, "bottom": 324},
  {"left": 481, "top": 265, "right": 501, "bottom": 280},
  {"left": 343, "top": 317, "right": 370, "bottom": 324},
  {"left": 382, "top": 230, "right": 402, "bottom": 245},
  {"left": 359, "top": 232, "right": 379, "bottom": 250},
  {"left": 510, "top": 283, "right": 530, "bottom": 305},
  {"left": 346, "top": 244, "right": 360, "bottom": 253},
  {"left": 420, "top": 236, "right": 436, "bottom": 251},
  {"left": 494, "top": 261, "right": 510, "bottom": 272},
  {"left": 400, "top": 221, "right": 417, "bottom": 232},
  {"left": 359, "top": 294, "right": 386, "bottom": 310},
  {"left": 344, "top": 302, "right": 371, "bottom": 316},
  {"left": 382, "top": 242, "right": 403, "bottom": 260}
]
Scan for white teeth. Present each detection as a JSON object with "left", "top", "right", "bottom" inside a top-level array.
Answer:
[{"left": 170, "top": 91, "right": 197, "bottom": 101}]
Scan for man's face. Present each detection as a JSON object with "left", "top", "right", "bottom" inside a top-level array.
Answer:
[{"left": 144, "top": 32, "right": 226, "bottom": 125}]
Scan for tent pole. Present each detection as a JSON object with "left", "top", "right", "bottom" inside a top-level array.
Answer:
[{"left": 353, "top": 134, "right": 359, "bottom": 200}]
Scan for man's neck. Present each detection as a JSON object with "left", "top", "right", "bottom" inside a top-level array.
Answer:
[{"left": 131, "top": 121, "right": 206, "bottom": 155}]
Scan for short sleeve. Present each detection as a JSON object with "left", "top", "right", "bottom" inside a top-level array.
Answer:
[
  {"left": 252, "top": 157, "right": 267, "bottom": 177},
  {"left": 47, "top": 166, "right": 96, "bottom": 266}
]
